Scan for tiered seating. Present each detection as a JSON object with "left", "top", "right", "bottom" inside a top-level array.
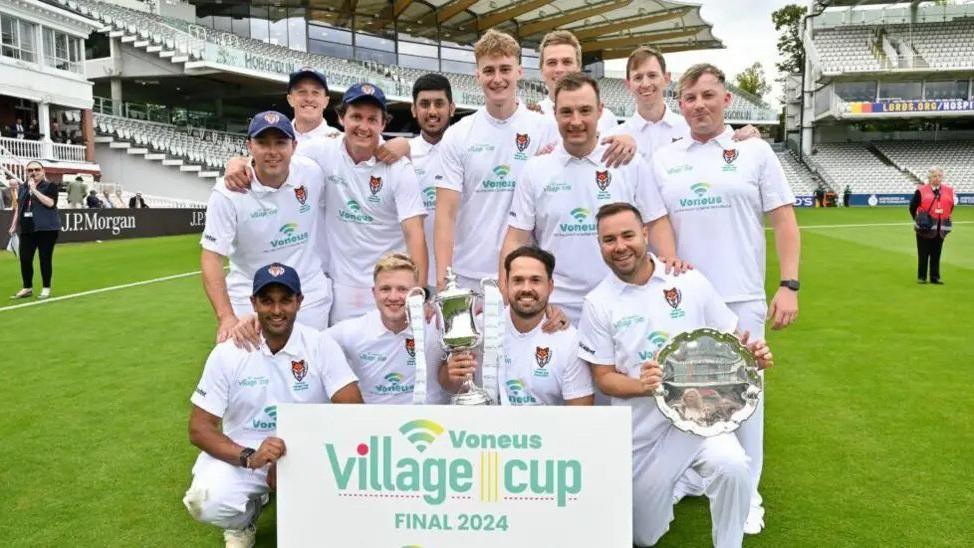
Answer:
[
  {"left": 810, "top": 143, "right": 914, "bottom": 193},
  {"left": 58, "top": 0, "right": 204, "bottom": 59},
  {"left": 812, "top": 27, "right": 881, "bottom": 72},
  {"left": 885, "top": 20, "right": 974, "bottom": 69},
  {"left": 94, "top": 113, "right": 245, "bottom": 172},
  {"left": 118, "top": 191, "right": 206, "bottom": 208},
  {"left": 776, "top": 151, "right": 821, "bottom": 195},
  {"left": 875, "top": 141, "right": 974, "bottom": 191}
]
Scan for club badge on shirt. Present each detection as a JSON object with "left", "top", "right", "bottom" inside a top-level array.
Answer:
[
  {"left": 368, "top": 176, "right": 383, "bottom": 203},
  {"left": 722, "top": 149, "right": 739, "bottom": 172},
  {"left": 595, "top": 170, "right": 612, "bottom": 199},
  {"left": 515, "top": 133, "right": 531, "bottom": 160},
  {"left": 534, "top": 346, "right": 551, "bottom": 378},
  {"left": 663, "top": 287, "right": 686, "bottom": 319},
  {"left": 291, "top": 359, "right": 310, "bottom": 391}
]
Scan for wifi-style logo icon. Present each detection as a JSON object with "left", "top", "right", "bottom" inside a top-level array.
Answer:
[
  {"left": 279, "top": 223, "right": 297, "bottom": 235},
  {"left": 570, "top": 207, "right": 590, "bottom": 222},
  {"left": 647, "top": 331, "right": 669, "bottom": 348},
  {"left": 264, "top": 405, "right": 277, "bottom": 420},
  {"left": 347, "top": 200, "right": 361, "bottom": 211},
  {"left": 399, "top": 419, "right": 445, "bottom": 453},
  {"left": 506, "top": 379, "right": 524, "bottom": 393},
  {"left": 422, "top": 187, "right": 436, "bottom": 202},
  {"left": 690, "top": 182, "right": 710, "bottom": 196},
  {"left": 384, "top": 372, "right": 404, "bottom": 385}
]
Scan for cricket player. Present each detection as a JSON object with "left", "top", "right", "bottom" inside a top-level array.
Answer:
[
  {"left": 287, "top": 67, "right": 342, "bottom": 142},
  {"left": 535, "top": 30, "right": 618, "bottom": 135}
]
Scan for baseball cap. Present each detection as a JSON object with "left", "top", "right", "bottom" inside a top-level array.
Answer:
[
  {"left": 342, "top": 83, "right": 387, "bottom": 112},
  {"left": 288, "top": 67, "right": 329, "bottom": 94},
  {"left": 247, "top": 110, "right": 295, "bottom": 140},
  {"left": 252, "top": 263, "right": 302, "bottom": 296}
]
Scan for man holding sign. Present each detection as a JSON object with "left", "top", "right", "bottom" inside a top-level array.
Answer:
[
  {"left": 576, "top": 203, "right": 773, "bottom": 548},
  {"left": 183, "top": 263, "right": 363, "bottom": 547}
]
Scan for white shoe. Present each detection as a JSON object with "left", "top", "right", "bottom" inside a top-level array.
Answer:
[
  {"left": 223, "top": 524, "right": 256, "bottom": 548},
  {"left": 743, "top": 505, "right": 765, "bottom": 535}
]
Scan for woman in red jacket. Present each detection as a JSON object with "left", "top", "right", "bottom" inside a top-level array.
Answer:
[{"left": 909, "top": 166, "right": 954, "bottom": 284}]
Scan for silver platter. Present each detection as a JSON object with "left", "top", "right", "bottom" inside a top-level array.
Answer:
[{"left": 654, "top": 328, "right": 762, "bottom": 437}]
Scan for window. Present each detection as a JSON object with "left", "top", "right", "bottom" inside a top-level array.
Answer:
[
  {"left": 1, "top": 14, "right": 37, "bottom": 63},
  {"left": 441, "top": 47, "right": 474, "bottom": 63},
  {"left": 441, "top": 58, "right": 474, "bottom": 74},
  {"left": 879, "top": 81, "right": 921, "bottom": 101},
  {"left": 43, "top": 28, "right": 83, "bottom": 73},
  {"left": 398, "top": 53, "right": 438, "bottom": 71},
  {"left": 835, "top": 81, "right": 876, "bottom": 102},
  {"left": 399, "top": 41, "right": 437, "bottom": 58},
  {"left": 309, "top": 24, "right": 351, "bottom": 45},
  {"left": 354, "top": 47, "right": 395, "bottom": 65},
  {"left": 287, "top": 8, "right": 306, "bottom": 51},
  {"left": 249, "top": 6, "right": 269, "bottom": 42},
  {"left": 924, "top": 80, "right": 968, "bottom": 101},
  {"left": 309, "top": 40, "right": 352, "bottom": 58},
  {"left": 356, "top": 33, "right": 394, "bottom": 52}
]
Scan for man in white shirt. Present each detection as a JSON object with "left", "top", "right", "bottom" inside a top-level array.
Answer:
[
  {"left": 200, "top": 111, "right": 332, "bottom": 341},
  {"left": 536, "top": 30, "right": 618, "bottom": 135},
  {"left": 298, "top": 83, "right": 429, "bottom": 324},
  {"left": 184, "top": 263, "right": 362, "bottom": 547},
  {"left": 501, "top": 72, "right": 677, "bottom": 324},
  {"left": 287, "top": 68, "right": 342, "bottom": 142},
  {"left": 442, "top": 246, "right": 593, "bottom": 406},
  {"left": 328, "top": 253, "right": 448, "bottom": 404},
  {"left": 576, "top": 203, "right": 773, "bottom": 548},
  {"left": 408, "top": 73, "right": 455, "bottom": 288},
  {"left": 652, "top": 64, "right": 801, "bottom": 533}
]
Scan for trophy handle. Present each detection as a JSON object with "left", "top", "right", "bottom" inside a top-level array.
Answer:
[{"left": 405, "top": 287, "right": 427, "bottom": 324}]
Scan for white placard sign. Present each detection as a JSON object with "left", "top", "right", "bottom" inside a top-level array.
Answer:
[{"left": 277, "top": 405, "right": 632, "bottom": 547}]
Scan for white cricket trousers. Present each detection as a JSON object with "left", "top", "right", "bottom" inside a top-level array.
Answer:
[
  {"left": 633, "top": 430, "right": 752, "bottom": 548},
  {"left": 183, "top": 453, "right": 269, "bottom": 531}
]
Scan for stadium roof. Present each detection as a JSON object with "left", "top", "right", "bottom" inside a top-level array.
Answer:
[{"left": 191, "top": 0, "right": 724, "bottom": 61}]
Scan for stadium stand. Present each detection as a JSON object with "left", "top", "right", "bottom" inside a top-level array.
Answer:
[
  {"left": 92, "top": 113, "right": 244, "bottom": 181},
  {"left": 813, "top": 26, "right": 884, "bottom": 73},
  {"left": 874, "top": 141, "right": 974, "bottom": 192},
  {"left": 776, "top": 151, "right": 822, "bottom": 195},
  {"left": 809, "top": 143, "right": 916, "bottom": 194}
]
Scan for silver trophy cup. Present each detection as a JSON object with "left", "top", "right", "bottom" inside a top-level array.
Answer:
[
  {"left": 433, "top": 268, "right": 492, "bottom": 405},
  {"left": 653, "top": 328, "right": 762, "bottom": 437}
]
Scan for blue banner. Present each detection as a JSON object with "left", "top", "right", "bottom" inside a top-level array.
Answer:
[
  {"left": 847, "top": 99, "right": 974, "bottom": 114},
  {"left": 794, "top": 195, "right": 814, "bottom": 207}
]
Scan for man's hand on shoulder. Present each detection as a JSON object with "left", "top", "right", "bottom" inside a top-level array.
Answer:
[
  {"left": 230, "top": 314, "right": 262, "bottom": 351},
  {"left": 223, "top": 156, "right": 253, "bottom": 193},
  {"left": 376, "top": 137, "right": 410, "bottom": 164}
]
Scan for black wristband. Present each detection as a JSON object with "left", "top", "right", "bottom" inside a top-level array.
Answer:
[{"left": 239, "top": 447, "right": 256, "bottom": 468}]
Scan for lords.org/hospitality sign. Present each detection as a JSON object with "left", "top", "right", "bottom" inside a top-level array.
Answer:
[
  {"left": 277, "top": 405, "right": 632, "bottom": 548},
  {"left": 846, "top": 99, "right": 974, "bottom": 114}
]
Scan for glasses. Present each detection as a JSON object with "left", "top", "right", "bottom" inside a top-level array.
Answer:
[{"left": 26, "top": 168, "right": 42, "bottom": 173}]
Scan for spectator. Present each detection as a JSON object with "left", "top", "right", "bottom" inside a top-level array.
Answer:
[
  {"left": 910, "top": 166, "right": 954, "bottom": 285},
  {"left": 13, "top": 118, "right": 26, "bottom": 139},
  {"left": 843, "top": 185, "right": 852, "bottom": 207},
  {"left": 85, "top": 189, "right": 103, "bottom": 208},
  {"left": 101, "top": 190, "right": 114, "bottom": 208},
  {"left": 129, "top": 192, "right": 148, "bottom": 208},
  {"left": 50, "top": 121, "right": 68, "bottom": 144},
  {"left": 27, "top": 120, "right": 40, "bottom": 140},
  {"left": 8, "top": 161, "right": 61, "bottom": 299},
  {"left": 66, "top": 176, "right": 87, "bottom": 209}
]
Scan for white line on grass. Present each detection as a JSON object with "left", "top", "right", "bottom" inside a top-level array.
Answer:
[
  {"left": 0, "top": 270, "right": 200, "bottom": 312},
  {"left": 772, "top": 220, "right": 974, "bottom": 230}
]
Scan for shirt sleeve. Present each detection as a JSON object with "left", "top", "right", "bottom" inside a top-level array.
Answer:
[
  {"left": 577, "top": 297, "right": 615, "bottom": 366},
  {"left": 40, "top": 183, "right": 59, "bottom": 207},
  {"left": 190, "top": 345, "right": 232, "bottom": 418},
  {"left": 200, "top": 187, "right": 236, "bottom": 256},
  {"left": 758, "top": 144, "right": 795, "bottom": 212},
  {"left": 508, "top": 160, "right": 538, "bottom": 230},
  {"left": 695, "top": 272, "right": 739, "bottom": 333},
  {"left": 559, "top": 332, "right": 595, "bottom": 400},
  {"left": 391, "top": 160, "right": 428, "bottom": 222},
  {"left": 316, "top": 331, "right": 360, "bottom": 399},
  {"left": 633, "top": 158, "right": 667, "bottom": 222},
  {"left": 433, "top": 125, "right": 465, "bottom": 193},
  {"left": 598, "top": 107, "right": 619, "bottom": 138},
  {"left": 295, "top": 138, "right": 339, "bottom": 175}
]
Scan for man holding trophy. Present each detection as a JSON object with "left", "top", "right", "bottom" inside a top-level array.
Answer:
[
  {"left": 577, "top": 203, "right": 773, "bottom": 548},
  {"left": 327, "top": 253, "right": 448, "bottom": 404},
  {"left": 438, "top": 246, "right": 592, "bottom": 406}
]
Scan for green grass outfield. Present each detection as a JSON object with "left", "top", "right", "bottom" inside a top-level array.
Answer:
[{"left": 1, "top": 207, "right": 972, "bottom": 546}]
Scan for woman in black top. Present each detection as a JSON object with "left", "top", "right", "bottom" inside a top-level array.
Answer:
[{"left": 7, "top": 161, "right": 61, "bottom": 299}]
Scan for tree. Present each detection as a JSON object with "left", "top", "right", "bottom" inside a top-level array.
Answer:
[
  {"left": 772, "top": 4, "right": 807, "bottom": 74},
  {"left": 735, "top": 62, "right": 771, "bottom": 99}
]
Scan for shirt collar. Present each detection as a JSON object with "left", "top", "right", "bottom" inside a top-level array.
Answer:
[
  {"left": 630, "top": 104, "right": 681, "bottom": 131},
  {"left": 482, "top": 101, "right": 526, "bottom": 126},
  {"left": 678, "top": 126, "right": 735, "bottom": 151},
  {"left": 250, "top": 170, "right": 296, "bottom": 195},
  {"left": 340, "top": 136, "right": 378, "bottom": 166},
  {"left": 505, "top": 306, "right": 545, "bottom": 340},
  {"left": 605, "top": 253, "right": 666, "bottom": 293},
  {"left": 259, "top": 326, "right": 304, "bottom": 357},
  {"left": 555, "top": 142, "right": 607, "bottom": 167}
]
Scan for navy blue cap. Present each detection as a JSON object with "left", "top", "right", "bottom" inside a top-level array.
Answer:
[
  {"left": 342, "top": 83, "right": 387, "bottom": 112},
  {"left": 252, "top": 263, "right": 302, "bottom": 296},
  {"left": 288, "top": 67, "right": 329, "bottom": 93},
  {"left": 247, "top": 111, "right": 295, "bottom": 140}
]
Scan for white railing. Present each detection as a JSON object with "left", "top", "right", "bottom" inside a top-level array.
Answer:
[{"left": 0, "top": 137, "right": 88, "bottom": 162}]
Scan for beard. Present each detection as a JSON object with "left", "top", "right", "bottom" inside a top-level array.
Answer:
[{"left": 510, "top": 291, "right": 547, "bottom": 319}]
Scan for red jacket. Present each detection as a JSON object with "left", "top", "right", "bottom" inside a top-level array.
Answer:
[{"left": 918, "top": 184, "right": 954, "bottom": 221}]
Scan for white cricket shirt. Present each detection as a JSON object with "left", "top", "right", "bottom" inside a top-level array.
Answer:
[
  {"left": 608, "top": 105, "right": 690, "bottom": 163},
  {"left": 409, "top": 134, "right": 440, "bottom": 287},
  {"left": 576, "top": 256, "right": 738, "bottom": 451},
  {"left": 500, "top": 310, "right": 594, "bottom": 406},
  {"left": 201, "top": 156, "right": 329, "bottom": 309},
  {"left": 293, "top": 118, "right": 342, "bottom": 142},
  {"left": 299, "top": 137, "right": 427, "bottom": 288},
  {"left": 327, "top": 310, "right": 448, "bottom": 404},
  {"left": 433, "top": 103, "right": 559, "bottom": 279},
  {"left": 652, "top": 127, "right": 794, "bottom": 302},
  {"left": 190, "top": 323, "right": 359, "bottom": 447},
  {"left": 510, "top": 142, "right": 667, "bottom": 307}
]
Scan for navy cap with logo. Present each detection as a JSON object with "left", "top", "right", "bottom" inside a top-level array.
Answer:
[
  {"left": 252, "top": 263, "right": 302, "bottom": 296},
  {"left": 248, "top": 111, "right": 295, "bottom": 140},
  {"left": 342, "top": 82, "right": 387, "bottom": 112},
  {"left": 288, "top": 67, "right": 329, "bottom": 94}
]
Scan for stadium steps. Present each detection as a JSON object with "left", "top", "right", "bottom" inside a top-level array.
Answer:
[
  {"left": 866, "top": 143, "right": 922, "bottom": 185},
  {"left": 93, "top": 129, "right": 223, "bottom": 183}
]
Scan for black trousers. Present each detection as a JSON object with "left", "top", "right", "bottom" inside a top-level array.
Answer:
[
  {"left": 916, "top": 233, "right": 945, "bottom": 281},
  {"left": 19, "top": 230, "right": 59, "bottom": 288}
]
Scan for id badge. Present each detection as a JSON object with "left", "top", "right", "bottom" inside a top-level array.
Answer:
[
  {"left": 23, "top": 211, "right": 33, "bottom": 218},
  {"left": 934, "top": 208, "right": 943, "bottom": 214}
]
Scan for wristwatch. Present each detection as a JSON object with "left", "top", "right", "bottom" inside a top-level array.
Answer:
[
  {"left": 239, "top": 447, "right": 256, "bottom": 468},
  {"left": 780, "top": 279, "right": 800, "bottom": 291}
]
